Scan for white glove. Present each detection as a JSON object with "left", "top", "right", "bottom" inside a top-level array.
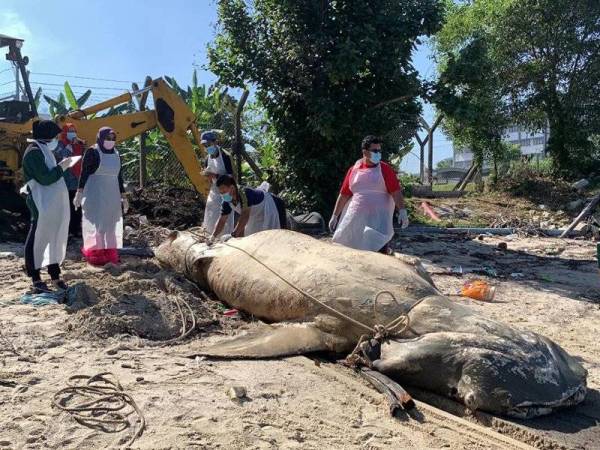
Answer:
[
  {"left": 121, "top": 197, "right": 129, "bottom": 214},
  {"left": 73, "top": 190, "right": 83, "bottom": 210},
  {"left": 397, "top": 208, "right": 409, "bottom": 229},
  {"left": 329, "top": 215, "right": 339, "bottom": 233},
  {"left": 220, "top": 234, "right": 232, "bottom": 242},
  {"left": 58, "top": 157, "right": 73, "bottom": 170}
]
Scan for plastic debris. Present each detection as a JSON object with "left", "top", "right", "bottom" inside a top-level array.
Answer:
[
  {"left": 226, "top": 386, "right": 247, "bottom": 401},
  {"left": 461, "top": 280, "right": 496, "bottom": 301},
  {"left": 510, "top": 273, "right": 525, "bottom": 279},
  {"left": 223, "top": 308, "right": 240, "bottom": 318}
]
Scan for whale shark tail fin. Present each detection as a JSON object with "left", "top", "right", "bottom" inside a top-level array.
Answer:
[{"left": 187, "top": 322, "right": 350, "bottom": 359}]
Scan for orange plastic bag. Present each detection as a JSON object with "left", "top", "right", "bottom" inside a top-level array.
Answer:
[{"left": 461, "top": 280, "right": 496, "bottom": 301}]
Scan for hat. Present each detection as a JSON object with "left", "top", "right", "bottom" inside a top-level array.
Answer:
[
  {"left": 32, "top": 120, "right": 62, "bottom": 140},
  {"left": 201, "top": 130, "right": 218, "bottom": 145}
]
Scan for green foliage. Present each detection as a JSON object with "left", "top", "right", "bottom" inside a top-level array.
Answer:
[
  {"left": 209, "top": 0, "right": 444, "bottom": 212},
  {"left": 433, "top": 0, "right": 600, "bottom": 178},
  {"left": 42, "top": 81, "right": 93, "bottom": 117},
  {"left": 436, "top": 157, "right": 453, "bottom": 170}
]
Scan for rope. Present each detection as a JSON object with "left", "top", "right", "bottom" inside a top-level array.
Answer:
[
  {"left": 53, "top": 372, "right": 145, "bottom": 448},
  {"left": 182, "top": 232, "right": 431, "bottom": 368}
]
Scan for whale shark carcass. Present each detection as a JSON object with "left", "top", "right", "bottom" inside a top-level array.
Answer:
[{"left": 156, "top": 230, "right": 587, "bottom": 418}]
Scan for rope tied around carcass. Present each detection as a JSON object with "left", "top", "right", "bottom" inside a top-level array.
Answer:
[{"left": 181, "top": 235, "right": 428, "bottom": 369}]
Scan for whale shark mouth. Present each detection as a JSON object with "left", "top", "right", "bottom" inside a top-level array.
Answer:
[{"left": 508, "top": 384, "right": 587, "bottom": 419}]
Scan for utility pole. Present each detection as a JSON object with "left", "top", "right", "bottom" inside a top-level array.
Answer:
[{"left": 414, "top": 133, "right": 429, "bottom": 183}]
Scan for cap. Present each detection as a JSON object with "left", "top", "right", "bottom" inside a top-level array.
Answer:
[
  {"left": 201, "top": 130, "right": 218, "bottom": 145},
  {"left": 32, "top": 120, "right": 62, "bottom": 140}
]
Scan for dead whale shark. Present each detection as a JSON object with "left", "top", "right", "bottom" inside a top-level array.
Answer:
[{"left": 156, "top": 229, "right": 587, "bottom": 418}]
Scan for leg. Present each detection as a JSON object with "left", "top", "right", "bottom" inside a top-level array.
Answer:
[
  {"left": 68, "top": 190, "right": 82, "bottom": 237},
  {"left": 24, "top": 220, "right": 41, "bottom": 282},
  {"left": 47, "top": 264, "right": 61, "bottom": 281},
  {"left": 272, "top": 195, "right": 288, "bottom": 229}
]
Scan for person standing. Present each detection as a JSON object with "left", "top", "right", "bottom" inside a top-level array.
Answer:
[
  {"left": 53, "top": 123, "right": 84, "bottom": 237},
  {"left": 329, "top": 135, "right": 409, "bottom": 253},
  {"left": 201, "top": 130, "right": 234, "bottom": 235},
  {"left": 21, "top": 120, "right": 72, "bottom": 293},
  {"left": 210, "top": 174, "right": 287, "bottom": 240},
  {"left": 73, "top": 127, "right": 128, "bottom": 265}
]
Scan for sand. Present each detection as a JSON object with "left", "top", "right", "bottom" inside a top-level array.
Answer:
[{"left": 0, "top": 233, "right": 598, "bottom": 449}]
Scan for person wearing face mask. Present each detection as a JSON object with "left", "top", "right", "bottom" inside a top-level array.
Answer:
[
  {"left": 210, "top": 174, "right": 287, "bottom": 241},
  {"left": 53, "top": 123, "right": 85, "bottom": 237},
  {"left": 200, "top": 130, "right": 234, "bottom": 235},
  {"left": 21, "top": 120, "right": 73, "bottom": 293},
  {"left": 74, "top": 127, "right": 128, "bottom": 265},
  {"left": 329, "top": 135, "right": 409, "bottom": 253}
]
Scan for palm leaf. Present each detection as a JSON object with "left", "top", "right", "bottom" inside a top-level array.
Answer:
[
  {"left": 76, "top": 90, "right": 92, "bottom": 108},
  {"left": 33, "top": 87, "right": 42, "bottom": 107},
  {"left": 43, "top": 95, "right": 68, "bottom": 115},
  {"left": 64, "top": 82, "right": 78, "bottom": 110}
]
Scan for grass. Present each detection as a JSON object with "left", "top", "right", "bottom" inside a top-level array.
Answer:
[{"left": 431, "top": 182, "right": 476, "bottom": 192}]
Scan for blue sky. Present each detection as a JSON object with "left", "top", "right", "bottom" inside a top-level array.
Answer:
[{"left": 0, "top": 0, "right": 451, "bottom": 174}]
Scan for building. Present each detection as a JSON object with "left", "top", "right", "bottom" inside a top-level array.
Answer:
[{"left": 453, "top": 125, "right": 549, "bottom": 169}]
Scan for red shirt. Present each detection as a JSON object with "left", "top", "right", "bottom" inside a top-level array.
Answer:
[{"left": 340, "top": 160, "right": 401, "bottom": 196}]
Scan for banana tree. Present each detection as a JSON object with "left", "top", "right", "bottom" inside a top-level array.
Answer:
[{"left": 43, "top": 81, "right": 92, "bottom": 117}]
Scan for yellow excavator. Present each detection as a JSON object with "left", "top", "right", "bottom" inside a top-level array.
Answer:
[{"left": 0, "top": 34, "right": 210, "bottom": 197}]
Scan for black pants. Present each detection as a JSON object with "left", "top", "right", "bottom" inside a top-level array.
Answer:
[
  {"left": 272, "top": 195, "right": 288, "bottom": 230},
  {"left": 67, "top": 190, "right": 82, "bottom": 237},
  {"left": 24, "top": 220, "right": 61, "bottom": 283}
]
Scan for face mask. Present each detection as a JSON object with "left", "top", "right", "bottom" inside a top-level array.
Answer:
[
  {"left": 46, "top": 138, "right": 59, "bottom": 151},
  {"left": 207, "top": 146, "right": 218, "bottom": 156},
  {"left": 221, "top": 192, "right": 233, "bottom": 202},
  {"left": 104, "top": 140, "right": 116, "bottom": 150},
  {"left": 67, "top": 132, "right": 77, "bottom": 141},
  {"left": 369, "top": 151, "right": 381, "bottom": 164}
]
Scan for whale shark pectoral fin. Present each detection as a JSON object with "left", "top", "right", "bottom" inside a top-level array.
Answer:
[{"left": 188, "top": 323, "right": 350, "bottom": 359}]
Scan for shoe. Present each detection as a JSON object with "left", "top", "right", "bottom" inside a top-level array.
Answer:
[
  {"left": 52, "top": 280, "right": 68, "bottom": 291},
  {"left": 31, "top": 281, "right": 51, "bottom": 294}
]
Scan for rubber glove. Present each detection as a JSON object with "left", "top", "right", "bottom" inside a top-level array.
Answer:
[
  {"left": 73, "top": 190, "right": 83, "bottom": 210},
  {"left": 329, "top": 214, "right": 339, "bottom": 233},
  {"left": 121, "top": 197, "right": 129, "bottom": 214},
  {"left": 220, "top": 234, "right": 232, "bottom": 242},
  {"left": 57, "top": 157, "right": 73, "bottom": 171},
  {"left": 397, "top": 208, "right": 409, "bottom": 229}
]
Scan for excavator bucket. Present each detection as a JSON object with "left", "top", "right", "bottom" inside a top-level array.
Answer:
[{"left": 150, "top": 78, "right": 210, "bottom": 197}]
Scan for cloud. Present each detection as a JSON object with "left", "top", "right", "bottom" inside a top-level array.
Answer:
[{"left": 0, "top": 11, "right": 66, "bottom": 65}]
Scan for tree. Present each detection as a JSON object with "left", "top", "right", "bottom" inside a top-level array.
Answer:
[
  {"left": 436, "top": 157, "right": 453, "bottom": 170},
  {"left": 43, "top": 81, "right": 92, "bottom": 117},
  {"left": 433, "top": 0, "right": 600, "bottom": 178},
  {"left": 208, "top": 0, "right": 444, "bottom": 212}
]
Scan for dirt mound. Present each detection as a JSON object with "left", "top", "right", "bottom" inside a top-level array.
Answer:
[
  {"left": 126, "top": 185, "right": 205, "bottom": 230},
  {"left": 63, "top": 261, "right": 240, "bottom": 341},
  {"left": 502, "top": 174, "right": 580, "bottom": 210}
]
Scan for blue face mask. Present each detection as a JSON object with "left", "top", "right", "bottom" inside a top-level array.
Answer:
[
  {"left": 207, "top": 146, "right": 218, "bottom": 156},
  {"left": 221, "top": 192, "right": 233, "bottom": 202},
  {"left": 67, "top": 132, "right": 77, "bottom": 141},
  {"left": 369, "top": 151, "right": 382, "bottom": 164}
]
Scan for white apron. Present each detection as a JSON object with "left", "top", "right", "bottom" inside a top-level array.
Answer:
[
  {"left": 24, "top": 141, "right": 70, "bottom": 269},
  {"left": 81, "top": 147, "right": 123, "bottom": 250},
  {"left": 233, "top": 187, "right": 280, "bottom": 236},
  {"left": 332, "top": 160, "right": 395, "bottom": 251},
  {"left": 203, "top": 150, "right": 234, "bottom": 235}
]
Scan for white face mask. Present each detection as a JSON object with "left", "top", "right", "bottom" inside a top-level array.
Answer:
[
  {"left": 104, "top": 140, "right": 116, "bottom": 150},
  {"left": 46, "top": 138, "right": 59, "bottom": 151}
]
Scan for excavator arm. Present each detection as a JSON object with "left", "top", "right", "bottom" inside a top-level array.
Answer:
[{"left": 54, "top": 78, "right": 210, "bottom": 196}]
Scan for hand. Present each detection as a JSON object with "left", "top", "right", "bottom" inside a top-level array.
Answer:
[
  {"left": 121, "top": 197, "right": 129, "bottom": 214},
  {"left": 73, "top": 190, "right": 83, "bottom": 210},
  {"left": 220, "top": 234, "right": 232, "bottom": 242},
  {"left": 328, "top": 214, "right": 339, "bottom": 233},
  {"left": 397, "top": 208, "right": 409, "bottom": 229},
  {"left": 58, "top": 157, "right": 72, "bottom": 170},
  {"left": 207, "top": 236, "right": 215, "bottom": 246}
]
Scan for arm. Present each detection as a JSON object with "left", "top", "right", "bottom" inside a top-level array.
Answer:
[
  {"left": 212, "top": 215, "right": 228, "bottom": 238},
  {"left": 391, "top": 189, "right": 405, "bottom": 211},
  {"left": 221, "top": 150, "right": 234, "bottom": 176},
  {"left": 332, "top": 194, "right": 352, "bottom": 217},
  {"left": 77, "top": 148, "right": 99, "bottom": 191},
  {"left": 22, "top": 148, "right": 64, "bottom": 186},
  {"left": 232, "top": 208, "right": 251, "bottom": 237}
]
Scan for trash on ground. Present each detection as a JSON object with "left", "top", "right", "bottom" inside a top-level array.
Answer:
[
  {"left": 461, "top": 280, "right": 496, "bottom": 301},
  {"left": 226, "top": 385, "right": 247, "bottom": 401}
]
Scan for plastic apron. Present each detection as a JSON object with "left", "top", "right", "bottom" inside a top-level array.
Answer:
[
  {"left": 203, "top": 150, "right": 233, "bottom": 235},
  {"left": 332, "top": 160, "right": 395, "bottom": 251},
  {"left": 23, "top": 141, "right": 70, "bottom": 269},
  {"left": 81, "top": 147, "right": 123, "bottom": 250},
  {"left": 233, "top": 187, "right": 281, "bottom": 236}
]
